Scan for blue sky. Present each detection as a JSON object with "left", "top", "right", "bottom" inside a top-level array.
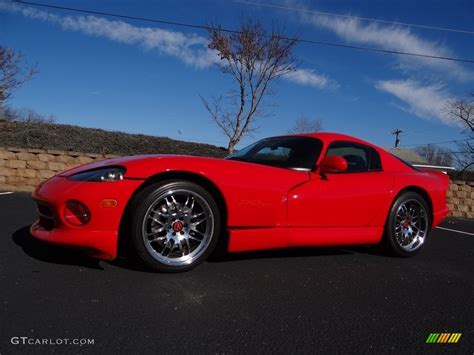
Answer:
[{"left": 1, "top": 0, "right": 473, "bottom": 149}]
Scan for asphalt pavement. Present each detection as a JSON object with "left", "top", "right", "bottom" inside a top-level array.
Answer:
[{"left": 0, "top": 192, "right": 473, "bottom": 354}]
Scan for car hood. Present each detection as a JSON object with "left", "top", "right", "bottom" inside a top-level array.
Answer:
[{"left": 58, "top": 154, "right": 242, "bottom": 179}]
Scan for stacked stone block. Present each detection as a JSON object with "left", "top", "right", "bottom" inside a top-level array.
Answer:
[
  {"left": 0, "top": 147, "right": 117, "bottom": 192},
  {"left": 0, "top": 146, "right": 473, "bottom": 219},
  {"left": 447, "top": 180, "right": 474, "bottom": 219}
]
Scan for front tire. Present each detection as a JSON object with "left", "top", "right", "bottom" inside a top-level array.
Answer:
[
  {"left": 129, "top": 180, "right": 221, "bottom": 272},
  {"left": 384, "top": 192, "right": 431, "bottom": 257}
]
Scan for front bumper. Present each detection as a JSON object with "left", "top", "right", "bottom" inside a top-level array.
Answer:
[{"left": 30, "top": 176, "right": 143, "bottom": 260}]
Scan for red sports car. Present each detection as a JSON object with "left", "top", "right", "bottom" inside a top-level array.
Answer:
[{"left": 31, "top": 133, "right": 450, "bottom": 272}]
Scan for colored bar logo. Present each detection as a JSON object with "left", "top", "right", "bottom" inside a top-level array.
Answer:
[{"left": 426, "top": 333, "right": 462, "bottom": 344}]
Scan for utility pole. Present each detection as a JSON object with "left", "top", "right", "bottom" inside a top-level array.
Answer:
[{"left": 392, "top": 129, "right": 403, "bottom": 148}]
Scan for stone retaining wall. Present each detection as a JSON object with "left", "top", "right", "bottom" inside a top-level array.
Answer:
[
  {"left": 0, "top": 147, "right": 117, "bottom": 192},
  {"left": 0, "top": 146, "right": 473, "bottom": 219},
  {"left": 447, "top": 180, "right": 474, "bottom": 219}
]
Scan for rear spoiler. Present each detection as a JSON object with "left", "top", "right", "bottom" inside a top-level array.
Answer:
[{"left": 413, "top": 164, "right": 455, "bottom": 173}]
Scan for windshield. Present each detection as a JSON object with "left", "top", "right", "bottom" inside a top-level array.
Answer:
[{"left": 226, "top": 136, "right": 323, "bottom": 170}]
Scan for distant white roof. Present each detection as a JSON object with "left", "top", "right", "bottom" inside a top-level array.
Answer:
[
  {"left": 385, "top": 148, "right": 428, "bottom": 165},
  {"left": 385, "top": 148, "right": 455, "bottom": 172}
]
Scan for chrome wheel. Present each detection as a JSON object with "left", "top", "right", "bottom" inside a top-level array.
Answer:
[
  {"left": 394, "top": 199, "right": 428, "bottom": 252},
  {"left": 141, "top": 188, "right": 214, "bottom": 266}
]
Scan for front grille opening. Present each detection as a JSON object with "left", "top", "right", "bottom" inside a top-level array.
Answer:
[
  {"left": 38, "top": 216, "right": 55, "bottom": 231},
  {"left": 37, "top": 204, "right": 54, "bottom": 218},
  {"left": 36, "top": 202, "right": 56, "bottom": 231}
]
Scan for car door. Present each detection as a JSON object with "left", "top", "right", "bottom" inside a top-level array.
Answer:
[
  {"left": 287, "top": 141, "right": 394, "bottom": 227},
  {"left": 218, "top": 136, "right": 324, "bottom": 227}
]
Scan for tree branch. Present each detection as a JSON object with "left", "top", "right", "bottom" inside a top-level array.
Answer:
[{"left": 203, "top": 19, "right": 299, "bottom": 153}]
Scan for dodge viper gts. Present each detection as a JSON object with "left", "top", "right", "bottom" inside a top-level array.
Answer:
[{"left": 31, "top": 133, "right": 450, "bottom": 272}]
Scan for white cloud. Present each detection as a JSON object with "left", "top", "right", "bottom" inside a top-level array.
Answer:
[
  {"left": 0, "top": 1, "right": 334, "bottom": 89},
  {"left": 283, "top": 68, "right": 336, "bottom": 89},
  {"left": 0, "top": 1, "right": 219, "bottom": 69},
  {"left": 375, "top": 79, "right": 457, "bottom": 125},
  {"left": 298, "top": 7, "right": 473, "bottom": 81}
]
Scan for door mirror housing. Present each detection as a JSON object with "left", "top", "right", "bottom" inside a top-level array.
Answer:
[{"left": 319, "top": 156, "right": 348, "bottom": 174}]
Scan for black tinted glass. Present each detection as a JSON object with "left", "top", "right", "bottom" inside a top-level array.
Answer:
[
  {"left": 326, "top": 142, "right": 382, "bottom": 173},
  {"left": 226, "top": 136, "right": 323, "bottom": 170}
]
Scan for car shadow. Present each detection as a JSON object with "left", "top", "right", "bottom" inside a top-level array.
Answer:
[
  {"left": 13, "top": 225, "right": 387, "bottom": 272},
  {"left": 12, "top": 225, "right": 159, "bottom": 273},
  {"left": 206, "top": 229, "right": 387, "bottom": 262},
  {"left": 207, "top": 244, "right": 382, "bottom": 263},
  {"left": 107, "top": 255, "right": 156, "bottom": 273},
  {"left": 12, "top": 225, "right": 104, "bottom": 270}
]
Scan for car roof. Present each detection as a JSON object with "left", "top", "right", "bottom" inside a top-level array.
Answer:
[{"left": 293, "top": 132, "right": 377, "bottom": 147}]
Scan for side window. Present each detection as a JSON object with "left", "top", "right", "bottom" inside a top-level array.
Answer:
[
  {"left": 326, "top": 142, "right": 382, "bottom": 173},
  {"left": 254, "top": 146, "right": 291, "bottom": 162},
  {"left": 368, "top": 148, "right": 382, "bottom": 171}
]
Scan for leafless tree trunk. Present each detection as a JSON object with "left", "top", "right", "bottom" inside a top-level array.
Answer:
[
  {"left": 446, "top": 93, "right": 473, "bottom": 171},
  {"left": 288, "top": 115, "right": 323, "bottom": 134},
  {"left": 0, "top": 47, "right": 38, "bottom": 102},
  {"left": 202, "top": 20, "right": 298, "bottom": 153}
]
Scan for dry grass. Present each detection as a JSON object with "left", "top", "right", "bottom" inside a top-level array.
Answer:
[{"left": 0, "top": 120, "right": 226, "bottom": 158}]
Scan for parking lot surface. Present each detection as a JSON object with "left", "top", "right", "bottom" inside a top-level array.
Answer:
[{"left": 0, "top": 193, "right": 473, "bottom": 353}]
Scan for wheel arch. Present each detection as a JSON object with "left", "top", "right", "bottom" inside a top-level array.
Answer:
[
  {"left": 117, "top": 170, "right": 228, "bottom": 257},
  {"left": 392, "top": 185, "right": 433, "bottom": 223}
]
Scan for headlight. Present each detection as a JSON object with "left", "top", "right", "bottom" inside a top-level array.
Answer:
[{"left": 69, "top": 167, "right": 125, "bottom": 182}]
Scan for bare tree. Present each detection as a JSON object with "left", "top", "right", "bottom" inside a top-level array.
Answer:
[
  {"left": 4, "top": 106, "right": 56, "bottom": 123},
  {"left": 453, "top": 140, "right": 474, "bottom": 173},
  {"left": 0, "top": 47, "right": 38, "bottom": 101},
  {"left": 446, "top": 93, "right": 473, "bottom": 131},
  {"left": 202, "top": 20, "right": 298, "bottom": 153},
  {"left": 288, "top": 115, "right": 323, "bottom": 134},
  {"left": 414, "top": 145, "right": 454, "bottom": 167},
  {"left": 446, "top": 93, "right": 474, "bottom": 171}
]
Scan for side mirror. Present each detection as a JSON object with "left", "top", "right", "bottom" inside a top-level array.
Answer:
[{"left": 319, "top": 156, "right": 348, "bottom": 174}]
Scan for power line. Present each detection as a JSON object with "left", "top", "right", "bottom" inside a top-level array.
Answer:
[
  {"left": 236, "top": 1, "right": 474, "bottom": 36},
  {"left": 12, "top": 0, "right": 223, "bottom": 32},
  {"left": 400, "top": 138, "right": 473, "bottom": 147},
  {"left": 12, "top": 0, "right": 474, "bottom": 64}
]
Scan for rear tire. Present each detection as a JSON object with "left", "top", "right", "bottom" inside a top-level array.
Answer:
[
  {"left": 384, "top": 192, "right": 431, "bottom": 257},
  {"left": 129, "top": 180, "right": 221, "bottom": 272}
]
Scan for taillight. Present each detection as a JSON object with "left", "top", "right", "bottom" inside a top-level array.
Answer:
[{"left": 64, "top": 200, "right": 91, "bottom": 226}]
